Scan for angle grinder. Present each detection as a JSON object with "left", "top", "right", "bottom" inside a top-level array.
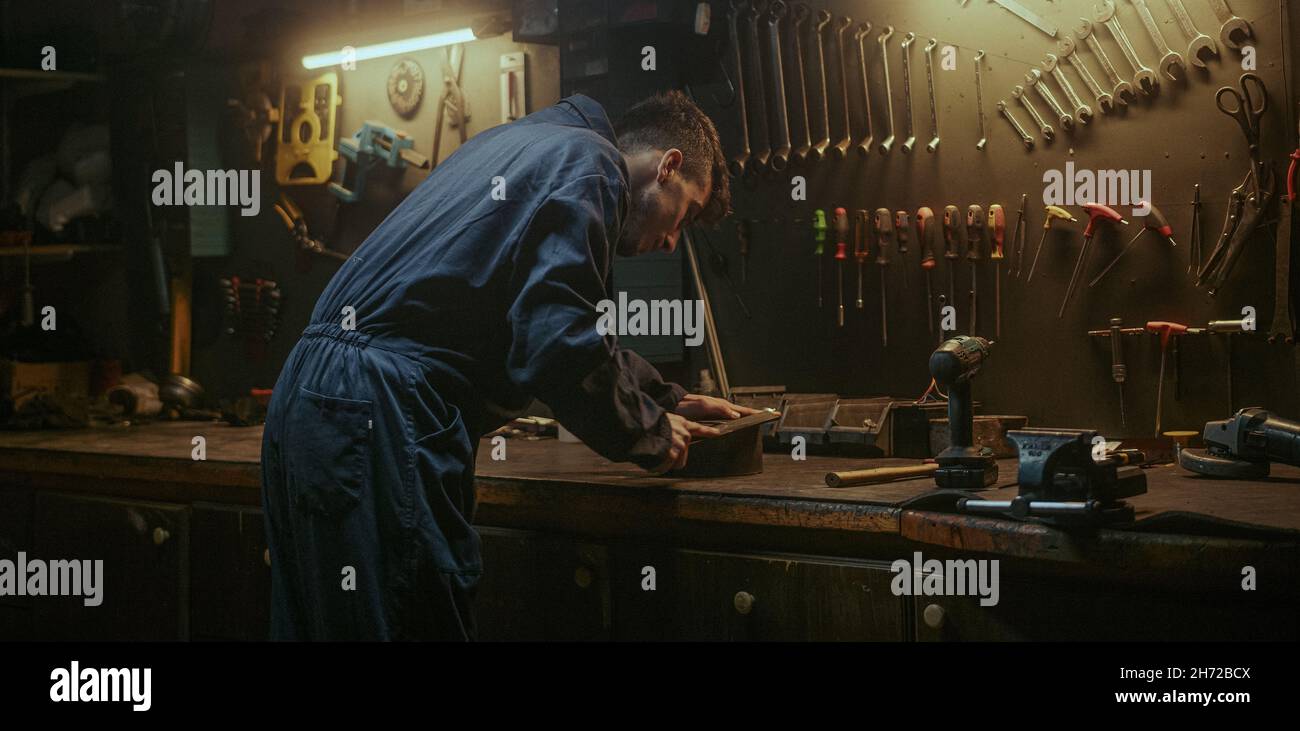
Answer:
[{"left": 1179, "top": 407, "right": 1300, "bottom": 478}]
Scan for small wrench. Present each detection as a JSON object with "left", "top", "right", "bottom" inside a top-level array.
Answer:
[
  {"left": 810, "top": 10, "right": 833, "bottom": 159},
  {"left": 924, "top": 38, "right": 940, "bottom": 152},
  {"left": 878, "top": 26, "right": 896, "bottom": 154},
  {"left": 1207, "top": 0, "right": 1254, "bottom": 51},
  {"left": 1166, "top": 0, "right": 1218, "bottom": 68},
  {"left": 1013, "top": 84, "right": 1055, "bottom": 142},
  {"left": 1043, "top": 53, "right": 1094, "bottom": 124},
  {"left": 1095, "top": 0, "right": 1159, "bottom": 97},
  {"left": 1026, "top": 68, "right": 1074, "bottom": 132},
  {"left": 974, "top": 50, "right": 988, "bottom": 151},
  {"left": 1076, "top": 18, "right": 1136, "bottom": 105},
  {"left": 787, "top": 4, "right": 814, "bottom": 162},
  {"left": 1129, "top": 0, "right": 1186, "bottom": 81},
  {"left": 831, "top": 15, "right": 853, "bottom": 158},
  {"left": 900, "top": 32, "right": 917, "bottom": 154},
  {"left": 852, "top": 22, "right": 875, "bottom": 157},
  {"left": 998, "top": 101, "right": 1035, "bottom": 150},
  {"left": 1059, "top": 36, "right": 1115, "bottom": 114}
]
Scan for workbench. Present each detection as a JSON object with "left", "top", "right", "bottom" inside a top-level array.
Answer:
[{"left": 0, "top": 422, "right": 1295, "bottom": 641}]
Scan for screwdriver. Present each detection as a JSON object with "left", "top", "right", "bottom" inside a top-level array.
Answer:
[
  {"left": 989, "top": 204, "right": 1005, "bottom": 338},
  {"left": 1010, "top": 193, "right": 1028, "bottom": 277},
  {"left": 1026, "top": 205, "right": 1077, "bottom": 282},
  {"left": 833, "top": 207, "right": 848, "bottom": 327},
  {"left": 874, "top": 208, "right": 894, "bottom": 346},
  {"left": 854, "top": 209, "right": 869, "bottom": 309},
  {"left": 1109, "top": 317, "right": 1127, "bottom": 429},
  {"left": 942, "top": 205, "right": 962, "bottom": 324},
  {"left": 966, "top": 205, "right": 986, "bottom": 335},
  {"left": 1089, "top": 201, "right": 1177, "bottom": 288},
  {"left": 917, "top": 207, "right": 938, "bottom": 334},
  {"left": 813, "top": 209, "right": 827, "bottom": 308},
  {"left": 894, "top": 211, "right": 911, "bottom": 291},
  {"left": 1058, "top": 203, "right": 1127, "bottom": 318}
]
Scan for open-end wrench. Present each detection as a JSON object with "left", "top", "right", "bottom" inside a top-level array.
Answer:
[
  {"left": 763, "top": 1, "right": 791, "bottom": 170},
  {"left": 742, "top": 2, "right": 772, "bottom": 171},
  {"left": 1013, "top": 84, "right": 1055, "bottom": 142},
  {"left": 998, "top": 100, "right": 1035, "bottom": 150},
  {"left": 900, "top": 32, "right": 917, "bottom": 154},
  {"left": 924, "top": 38, "right": 940, "bottom": 152},
  {"left": 878, "top": 26, "right": 896, "bottom": 155},
  {"left": 1129, "top": 0, "right": 1186, "bottom": 81},
  {"left": 1076, "top": 18, "right": 1136, "bottom": 105},
  {"left": 1043, "top": 53, "right": 1094, "bottom": 124},
  {"left": 1166, "top": 0, "right": 1218, "bottom": 68},
  {"left": 974, "top": 50, "right": 987, "bottom": 151},
  {"left": 831, "top": 15, "right": 853, "bottom": 158},
  {"left": 787, "top": 4, "right": 814, "bottom": 163},
  {"left": 725, "top": 3, "right": 753, "bottom": 177},
  {"left": 809, "top": 10, "right": 832, "bottom": 160},
  {"left": 1026, "top": 68, "right": 1075, "bottom": 132},
  {"left": 1207, "top": 0, "right": 1254, "bottom": 52},
  {"left": 1059, "top": 36, "right": 1115, "bottom": 114},
  {"left": 853, "top": 22, "right": 875, "bottom": 157},
  {"left": 1095, "top": 1, "right": 1159, "bottom": 97}
]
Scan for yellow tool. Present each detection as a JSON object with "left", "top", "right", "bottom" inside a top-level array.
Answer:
[{"left": 276, "top": 72, "right": 343, "bottom": 185}]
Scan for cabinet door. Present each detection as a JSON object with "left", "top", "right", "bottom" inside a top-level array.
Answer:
[
  {"left": 191, "top": 504, "right": 271, "bottom": 641},
  {"left": 33, "top": 492, "right": 189, "bottom": 641},
  {"left": 670, "top": 550, "right": 906, "bottom": 641},
  {"left": 475, "top": 527, "right": 611, "bottom": 641}
]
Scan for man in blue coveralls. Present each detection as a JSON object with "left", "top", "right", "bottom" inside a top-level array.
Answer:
[{"left": 260, "top": 91, "right": 756, "bottom": 640}]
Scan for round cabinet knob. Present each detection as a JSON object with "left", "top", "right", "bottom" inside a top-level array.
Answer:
[
  {"left": 573, "top": 566, "right": 593, "bottom": 589},
  {"left": 923, "top": 603, "right": 946, "bottom": 630},
  {"left": 152, "top": 527, "right": 170, "bottom": 546},
  {"left": 263, "top": 548, "right": 271, "bottom": 567},
  {"left": 733, "top": 591, "right": 756, "bottom": 615}
]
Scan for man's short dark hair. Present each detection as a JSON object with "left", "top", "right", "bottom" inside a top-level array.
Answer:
[{"left": 615, "top": 90, "right": 732, "bottom": 225}]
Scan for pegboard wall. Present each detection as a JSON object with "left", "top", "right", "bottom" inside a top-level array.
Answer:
[{"left": 699, "top": 0, "right": 1299, "bottom": 437}]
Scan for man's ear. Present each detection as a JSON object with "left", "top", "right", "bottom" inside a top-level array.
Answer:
[{"left": 658, "top": 149, "right": 684, "bottom": 183}]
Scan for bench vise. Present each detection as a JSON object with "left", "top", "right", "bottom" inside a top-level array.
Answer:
[
  {"left": 1179, "top": 408, "right": 1300, "bottom": 478},
  {"left": 329, "top": 121, "right": 430, "bottom": 203},
  {"left": 958, "top": 428, "right": 1147, "bottom": 526}
]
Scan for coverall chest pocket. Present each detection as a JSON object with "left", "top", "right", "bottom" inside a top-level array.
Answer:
[{"left": 287, "top": 387, "right": 373, "bottom": 517}]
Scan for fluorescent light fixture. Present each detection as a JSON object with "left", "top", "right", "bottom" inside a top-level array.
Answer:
[{"left": 302, "top": 27, "right": 477, "bottom": 69}]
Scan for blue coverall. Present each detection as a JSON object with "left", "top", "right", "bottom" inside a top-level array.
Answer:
[{"left": 260, "top": 95, "right": 686, "bottom": 640}]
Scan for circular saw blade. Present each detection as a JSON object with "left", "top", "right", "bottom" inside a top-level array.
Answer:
[{"left": 387, "top": 58, "right": 425, "bottom": 119}]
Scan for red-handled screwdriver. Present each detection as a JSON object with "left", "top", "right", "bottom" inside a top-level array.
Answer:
[
  {"left": 917, "top": 207, "right": 938, "bottom": 334},
  {"left": 833, "top": 207, "right": 848, "bottom": 327}
]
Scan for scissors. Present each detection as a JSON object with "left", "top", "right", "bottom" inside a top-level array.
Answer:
[{"left": 1216, "top": 73, "right": 1268, "bottom": 170}]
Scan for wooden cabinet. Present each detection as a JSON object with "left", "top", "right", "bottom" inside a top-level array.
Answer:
[
  {"left": 190, "top": 503, "right": 271, "bottom": 641},
  {"left": 475, "top": 527, "right": 611, "bottom": 641}
]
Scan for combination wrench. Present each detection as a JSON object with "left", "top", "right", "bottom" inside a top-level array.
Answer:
[
  {"left": 1043, "top": 53, "right": 1094, "bottom": 124},
  {"left": 1059, "top": 36, "right": 1115, "bottom": 114},
  {"left": 725, "top": 3, "right": 752, "bottom": 177},
  {"left": 924, "top": 38, "right": 940, "bottom": 152},
  {"left": 1013, "top": 83, "right": 1056, "bottom": 142},
  {"left": 1165, "top": 0, "right": 1219, "bottom": 68},
  {"left": 763, "top": 1, "right": 791, "bottom": 170},
  {"left": 831, "top": 15, "right": 854, "bottom": 158},
  {"left": 810, "top": 10, "right": 832, "bottom": 159},
  {"left": 1095, "top": 0, "right": 1159, "bottom": 97},
  {"left": 1026, "top": 68, "right": 1075, "bottom": 132},
  {"left": 1076, "top": 18, "right": 1136, "bottom": 105},
  {"left": 900, "top": 32, "right": 917, "bottom": 154},
  {"left": 998, "top": 101, "right": 1036, "bottom": 150},
  {"left": 1129, "top": 0, "right": 1187, "bottom": 81},
  {"left": 1207, "top": 0, "right": 1254, "bottom": 52},
  {"left": 853, "top": 21, "right": 875, "bottom": 156},
  {"left": 878, "top": 26, "right": 896, "bottom": 155},
  {"left": 974, "top": 50, "right": 987, "bottom": 150},
  {"left": 742, "top": 2, "right": 772, "bottom": 171},
  {"left": 787, "top": 4, "right": 814, "bottom": 163}
]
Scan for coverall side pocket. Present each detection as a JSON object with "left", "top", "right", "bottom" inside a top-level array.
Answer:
[{"left": 287, "top": 387, "right": 373, "bottom": 517}]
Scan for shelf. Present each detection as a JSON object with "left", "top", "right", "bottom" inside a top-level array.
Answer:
[{"left": 0, "top": 244, "right": 120, "bottom": 259}]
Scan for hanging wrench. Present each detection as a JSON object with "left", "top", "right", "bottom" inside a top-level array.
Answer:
[
  {"left": 878, "top": 26, "right": 896, "bottom": 155},
  {"left": 998, "top": 101, "right": 1035, "bottom": 151},
  {"left": 924, "top": 38, "right": 940, "bottom": 152},
  {"left": 974, "top": 50, "right": 988, "bottom": 151},
  {"left": 809, "top": 10, "right": 832, "bottom": 159},
  {"left": 1207, "top": 0, "right": 1254, "bottom": 51},
  {"left": 742, "top": 2, "right": 772, "bottom": 171},
  {"left": 831, "top": 15, "right": 854, "bottom": 158},
  {"left": 763, "top": 1, "right": 791, "bottom": 170},
  {"left": 1165, "top": 0, "right": 1218, "bottom": 68},
  {"left": 1129, "top": 0, "right": 1186, "bottom": 81},
  {"left": 1043, "top": 53, "right": 1094, "bottom": 124},
  {"left": 900, "top": 32, "right": 917, "bottom": 154},
  {"left": 725, "top": 3, "right": 753, "bottom": 177},
  {"left": 787, "top": 4, "right": 814, "bottom": 163},
  {"left": 853, "top": 21, "right": 875, "bottom": 156},
  {"left": 1059, "top": 36, "right": 1115, "bottom": 114},
  {"left": 1013, "top": 84, "right": 1055, "bottom": 142},
  {"left": 1095, "top": 0, "right": 1159, "bottom": 97},
  {"left": 1076, "top": 18, "right": 1136, "bottom": 105},
  {"left": 1026, "top": 68, "right": 1074, "bottom": 132}
]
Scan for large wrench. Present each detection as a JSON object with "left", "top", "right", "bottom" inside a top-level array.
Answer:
[
  {"left": 1165, "top": 0, "right": 1218, "bottom": 68},
  {"left": 1207, "top": 0, "right": 1254, "bottom": 51},
  {"left": 998, "top": 101, "right": 1035, "bottom": 150},
  {"left": 900, "top": 32, "right": 917, "bottom": 154},
  {"left": 1095, "top": 0, "right": 1159, "bottom": 97},
  {"left": 1076, "top": 19, "right": 1136, "bottom": 105},
  {"left": 1026, "top": 68, "right": 1074, "bottom": 132},
  {"left": 742, "top": 2, "right": 772, "bottom": 171},
  {"left": 1013, "top": 84, "right": 1056, "bottom": 142},
  {"left": 924, "top": 38, "right": 940, "bottom": 152},
  {"left": 809, "top": 10, "right": 832, "bottom": 159},
  {"left": 877, "top": 26, "right": 896, "bottom": 155},
  {"left": 831, "top": 15, "right": 853, "bottom": 158},
  {"left": 1059, "top": 36, "right": 1115, "bottom": 114},
  {"left": 725, "top": 3, "right": 752, "bottom": 177},
  {"left": 787, "top": 4, "right": 814, "bottom": 162},
  {"left": 1043, "top": 53, "right": 1093, "bottom": 124},
  {"left": 974, "top": 49, "right": 987, "bottom": 150},
  {"left": 853, "top": 22, "right": 875, "bottom": 156},
  {"left": 1129, "top": 0, "right": 1186, "bottom": 81},
  {"left": 763, "top": 1, "right": 791, "bottom": 170}
]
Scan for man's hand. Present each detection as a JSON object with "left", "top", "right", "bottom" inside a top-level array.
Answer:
[
  {"left": 672, "top": 394, "right": 764, "bottom": 422},
  {"left": 651, "top": 413, "right": 720, "bottom": 474}
]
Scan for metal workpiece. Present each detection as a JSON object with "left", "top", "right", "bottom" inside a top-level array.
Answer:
[
  {"left": 1094, "top": 0, "right": 1159, "bottom": 96},
  {"left": 763, "top": 1, "right": 791, "bottom": 170},
  {"left": 1129, "top": 0, "right": 1186, "bottom": 81},
  {"left": 831, "top": 15, "right": 854, "bottom": 158},
  {"left": 1207, "top": 0, "right": 1254, "bottom": 51},
  {"left": 725, "top": 4, "right": 752, "bottom": 177},
  {"left": 998, "top": 101, "right": 1035, "bottom": 150},
  {"left": 1043, "top": 53, "right": 1093, "bottom": 124},
  {"left": 1026, "top": 68, "right": 1075, "bottom": 132},
  {"left": 974, "top": 50, "right": 987, "bottom": 150},
  {"left": 1058, "top": 36, "right": 1115, "bottom": 114},
  {"left": 924, "top": 38, "right": 940, "bottom": 152},
  {"left": 742, "top": 3, "right": 772, "bottom": 171},
  {"left": 878, "top": 26, "right": 896, "bottom": 154},
  {"left": 810, "top": 10, "right": 833, "bottom": 160},
  {"left": 1013, "top": 84, "right": 1055, "bottom": 142},
  {"left": 852, "top": 22, "right": 875, "bottom": 157},
  {"left": 1075, "top": 18, "right": 1135, "bottom": 105},
  {"left": 787, "top": 3, "right": 814, "bottom": 163},
  {"left": 1165, "top": 0, "right": 1219, "bottom": 68},
  {"left": 900, "top": 32, "right": 917, "bottom": 154}
]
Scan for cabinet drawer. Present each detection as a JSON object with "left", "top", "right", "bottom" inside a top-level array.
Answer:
[
  {"left": 191, "top": 504, "right": 271, "bottom": 641},
  {"left": 476, "top": 527, "right": 611, "bottom": 641}
]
